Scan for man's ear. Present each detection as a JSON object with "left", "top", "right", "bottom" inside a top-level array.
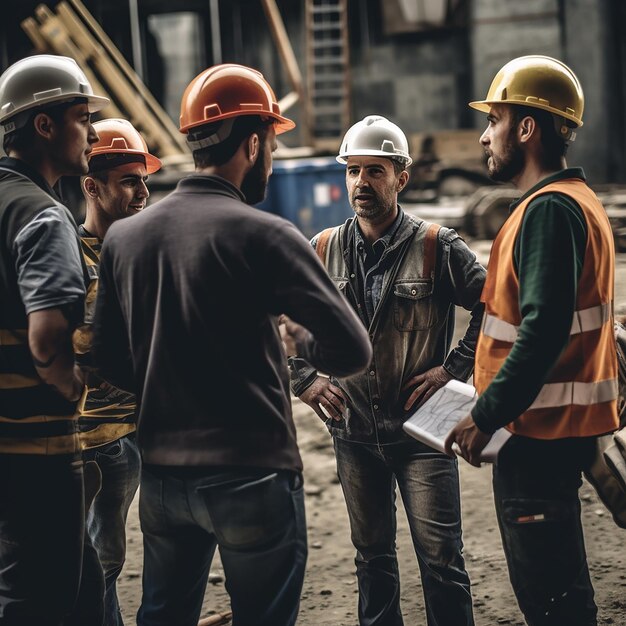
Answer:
[
  {"left": 518, "top": 115, "right": 537, "bottom": 145},
  {"left": 82, "top": 176, "right": 99, "bottom": 199},
  {"left": 246, "top": 133, "right": 260, "bottom": 165},
  {"left": 33, "top": 112, "right": 55, "bottom": 140},
  {"left": 397, "top": 169, "right": 410, "bottom": 193}
]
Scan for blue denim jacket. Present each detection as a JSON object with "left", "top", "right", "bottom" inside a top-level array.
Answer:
[{"left": 289, "top": 210, "right": 486, "bottom": 445}]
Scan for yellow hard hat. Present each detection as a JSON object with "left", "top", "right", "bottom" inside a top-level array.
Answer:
[{"left": 469, "top": 55, "right": 584, "bottom": 138}]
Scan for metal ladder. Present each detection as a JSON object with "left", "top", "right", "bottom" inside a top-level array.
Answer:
[{"left": 304, "top": 0, "right": 351, "bottom": 148}]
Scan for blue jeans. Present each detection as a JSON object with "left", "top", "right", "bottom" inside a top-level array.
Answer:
[
  {"left": 84, "top": 434, "right": 141, "bottom": 626},
  {"left": 0, "top": 453, "right": 84, "bottom": 625},
  {"left": 334, "top": 437, "right": 474, "bottom": 626},
  {"left": 137, "top": 465, "right": 307, "bottom": 626},
  {"left": 493, "top": 435, "right": 598, "bottom": 626}
]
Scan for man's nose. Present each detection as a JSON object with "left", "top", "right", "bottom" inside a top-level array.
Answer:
[
  {"left": 355, "top": 171, "right": 369, "bottom": 186},
  {"left": 137, "top": 180, "right": 149, "bottom": 198},
  {"left": 88, "top": 124, "right": 99, "bottom": 145}
]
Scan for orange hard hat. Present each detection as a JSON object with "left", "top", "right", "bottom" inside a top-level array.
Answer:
[
  {"left": 179, "top": 63, "right": 295, "bottom": 136},
  {"left": 89, "top": 118, "right": 162, "bottom": 174}
]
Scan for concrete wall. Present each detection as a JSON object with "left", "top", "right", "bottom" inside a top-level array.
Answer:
[
  {"left": 222, "top": 0, "right": 472, "bottom": 149},
  {"left": 347, "top": 0, "right": 472, "bottom": 141},
  {"left": 350, "top": 35, "right": 471, "bottom": 138}
]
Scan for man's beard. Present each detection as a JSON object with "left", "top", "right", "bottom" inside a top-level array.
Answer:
[
  {"left": 350, "top": 189, "right": 395, "bottom": 224},
  {"left": 488, "top": 131, "right": 524, "bottom": 183},
  {"left": 241, "top": 151, "right": 268, "bottom": 205}
]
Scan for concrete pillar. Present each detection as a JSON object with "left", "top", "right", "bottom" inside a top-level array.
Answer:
[{"left": 562, "top": 0, "right": 610, "bottom": 183}]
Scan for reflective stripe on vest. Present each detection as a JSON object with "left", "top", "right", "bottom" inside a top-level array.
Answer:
[
  {"left": 529, "top": 378, "right": 618, "bottom": 410},
  {"left": 482, "top": 302, "right": 613, "bottom": 342},
  {"left": 0, "top": 326, "right": 79, "bottom": 454}
]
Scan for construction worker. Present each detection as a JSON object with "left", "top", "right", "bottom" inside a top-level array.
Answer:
[
  {"left": 74, "top": 118, "right": 161, "bottom": 626},
  {"left": 289, "top": 115, "right": 485, "bottom": 626},
  {"left": 445, "top": 56, "right": 619, "bottom": 625},
  {"left": 91, "top": 63, "right": 372, "bottom": 626},
  {"left": 0, "top": 54, "right": 108, "bottom": 625}
]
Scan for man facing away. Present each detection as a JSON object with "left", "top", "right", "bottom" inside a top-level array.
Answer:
[
  {"left": 91, "top": 63, "right": 372, "bottom": 626},
  {"left": 289, "top": 115, "right": 486, "bottom": 626},
  {"left": 446, "top": 56, "right": 619, "bottom": 626},
  {"left": 74, "top": 118, "right": 161, "bottom": 626},
  {"left": 0, "top": 55, "right": 108, "bottom": 625}
]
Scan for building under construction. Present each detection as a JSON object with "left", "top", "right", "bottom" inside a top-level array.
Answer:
[{"left": 2, "top": 0, "right": 626, "bottom": 238}]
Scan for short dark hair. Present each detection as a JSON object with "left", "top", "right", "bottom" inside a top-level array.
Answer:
[
  {"left": 191, "top": 115, "right": 273, "bottom": 169},
  {"left": 87, "top": 170, "right": 108, "bottom": 184},
  {"left": 3, "top": 97, "right": 87, "bottom": 155},
  {"left": 391, "top": 159, "right": 406, "bottom": 176},
  {"left": 509, "top": 105, "right": 572, "bottom": 164}
]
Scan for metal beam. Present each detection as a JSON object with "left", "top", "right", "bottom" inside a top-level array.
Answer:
[
  {"left": 209, "top": 0, "right": 222, "bottom": 65},
  {"left": 128, "top": 0, "right": 144, "bottom": 80}
]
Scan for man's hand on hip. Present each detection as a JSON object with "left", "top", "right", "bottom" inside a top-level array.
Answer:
[
  {"left": 299, "top": 376, "right": 346, "bottom": 423},
  {"left": 402, "top": 365, "right": 453, "bottom": 411}
]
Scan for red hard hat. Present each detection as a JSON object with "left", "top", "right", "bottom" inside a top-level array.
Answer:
[
  {"left": 179, "top": 63, "right": 295, "bottom": 135},
  {"left": 89, "top": 118, "right": 162, "bottom": 174}
]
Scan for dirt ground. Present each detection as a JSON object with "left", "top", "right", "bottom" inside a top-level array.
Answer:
[
  {"left": 117, "top": 401, "right": 626, "bottom": 626},
  {"left": 116, "top": 246, "right": 626, "bottom": 625}
]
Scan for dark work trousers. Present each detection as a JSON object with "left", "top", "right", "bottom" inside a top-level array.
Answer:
[
  {"left": 65, "top": 529, "right": 105, "bottom": 626},
  {"left": 137, "top": 465, "right": 307, "bottom": 626},
  {"left": 0, "top": 453, "right": 85, "bottom": 626},
  {"left": 493, "top": 435, "right": 598, "bottom": 626}
]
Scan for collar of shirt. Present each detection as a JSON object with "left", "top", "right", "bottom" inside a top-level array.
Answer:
[
  {"left": 509, "top": 167, "right": 586, "bottom": 213},
  {"left": 0, "top": 156, "right": 60, "bottom": 201},
  {"left": 354, "top": 207, "right": 405, "bottom": 260},
  {"left": 78, "top": 224, "right": 102, "bottom": 244},
  {"left": 177, "top": 173, "right": 247, "bottom": 203}
]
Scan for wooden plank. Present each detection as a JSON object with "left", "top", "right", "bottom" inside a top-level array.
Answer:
[
  {"left": 63, "top": 0, "right": 189, "bottom": 155},
  {"left": 260, "top": 0, "right": 305, "bottom": 104},
  {"left": 277, "top": 90, "right": 299, "bottom": 114},
  {"left": 34, "top": 5, "right": 121, "bottom": 120},
  {"left": 53, "top": 2, "right": 185, "bottom": 160},
  {"left": 20, "top": 17, "right": 48, "bottom": 53},
  {"left": 197, "top": 611, "right": 232, "bottom": 626}
]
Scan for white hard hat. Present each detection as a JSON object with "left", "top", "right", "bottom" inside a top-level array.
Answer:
[
  {"left": 337, "top": 115, "right": 412, "bottom": 167},
  {"left": 0, "top": 55, "right": 109, "bottom": 134}
]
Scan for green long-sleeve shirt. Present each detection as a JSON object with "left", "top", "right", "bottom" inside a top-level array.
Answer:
[{"left": 472, "top": 168, "right": 589, "bottom": 434}]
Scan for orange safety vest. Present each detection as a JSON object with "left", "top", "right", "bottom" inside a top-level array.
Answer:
[{"left": 474, "top": 178, "right": 619, "bottom": 439}]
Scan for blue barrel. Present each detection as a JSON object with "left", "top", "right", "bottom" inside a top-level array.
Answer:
[{"left": 257, "top": 156, "right": 352, "bottom": 239}]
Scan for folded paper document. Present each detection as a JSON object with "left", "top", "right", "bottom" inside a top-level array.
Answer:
[{"left": 402, "top": 379, "right": 511, "bottom": 463}]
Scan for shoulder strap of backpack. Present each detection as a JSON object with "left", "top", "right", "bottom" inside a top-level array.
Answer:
[
  {"left": 422, "top": 223, "right": 442, "bottom": 278},
  {"left": 315, "top": 227, "right": 335, "bottom": 267}
]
